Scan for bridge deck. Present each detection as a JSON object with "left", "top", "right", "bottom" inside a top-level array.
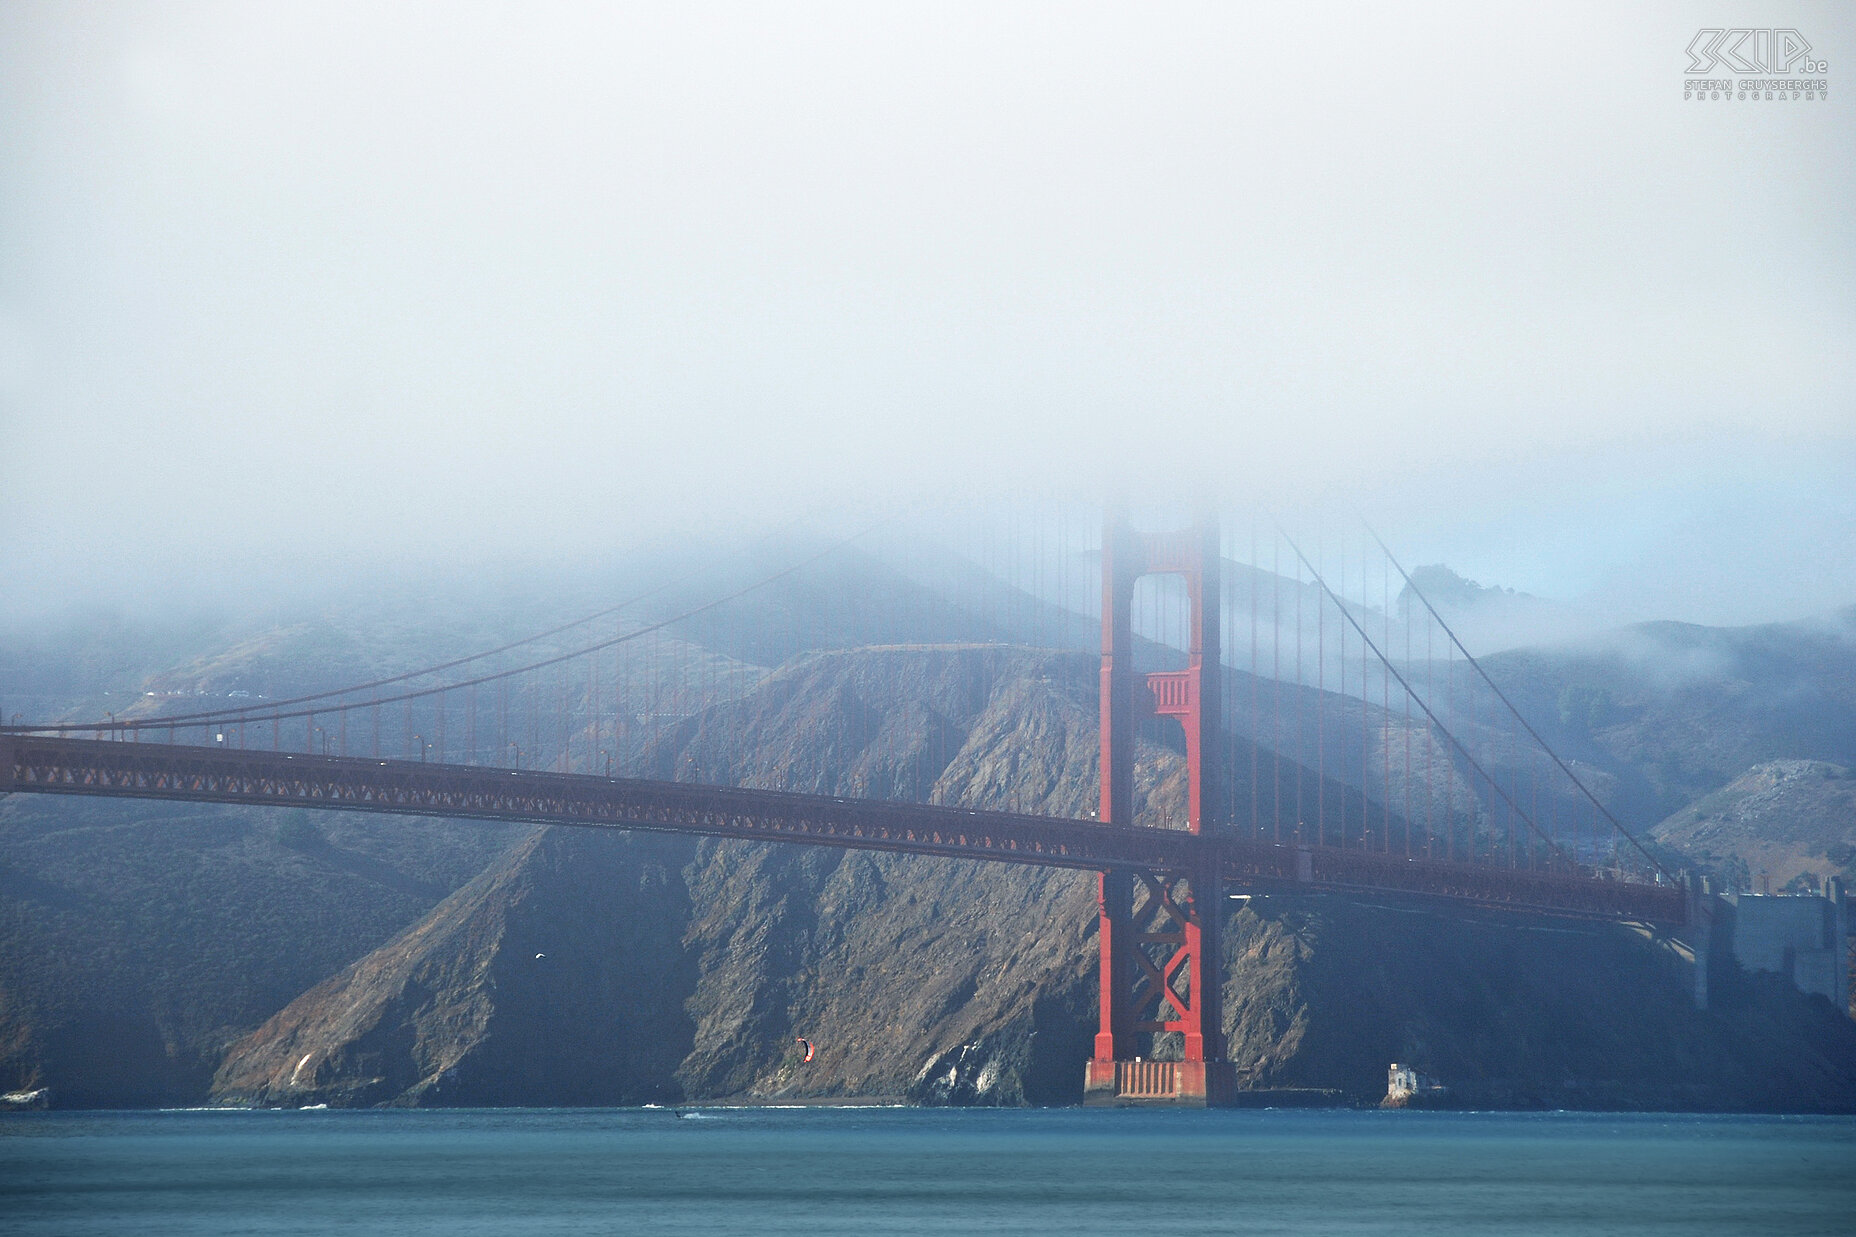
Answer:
[{"left": 0, "top": 735, "right": 1685, "bottom": 924}]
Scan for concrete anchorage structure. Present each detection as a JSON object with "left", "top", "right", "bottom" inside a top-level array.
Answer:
[
  {"left": 1686, "top": 875, "right": 1849, "bottom": 1016},
  {"left": 1722, "top": 878, "right": 1849, "bottom": 1011},
  {"left": 1083, "top": 511, "right": 1238, "bottom": 1106}
]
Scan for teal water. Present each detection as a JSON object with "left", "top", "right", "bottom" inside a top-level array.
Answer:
[{"left": 2, "top": 1108, "right": 1851, "bottom": 1236}]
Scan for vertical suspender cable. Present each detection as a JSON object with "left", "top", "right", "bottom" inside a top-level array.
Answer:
[
  {"left": 1250, "top": 517, "right": 1259, "bottom": 841},
  {"left": 1381, "top": 556, "right": 1392, "bottom": 850},
  {"left": 1271, "top": 532, "right": 1282, "bottom": 842},
  {"left": 1316, "top": 524, "right": 1325, "bottom": 845},
  {"left": 1294, "top": 537, "right": 1304, "bottom": 841}
]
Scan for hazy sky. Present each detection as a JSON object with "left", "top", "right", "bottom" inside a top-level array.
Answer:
[{"left": 2, "top": 2, "right": 1851, "bottom": 628}]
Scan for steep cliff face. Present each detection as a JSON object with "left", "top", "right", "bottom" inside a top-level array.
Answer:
[
  {"left": 659, "top": 647, "right": 1116, "bottom": 1103},
  {"left": 212, "top": 827, "right": 697, "bottom": 1107},
  {"left": 674, "top": 842, "right": 1098, "bottom": 1105},
  {"left": 0, "top": 794, "right": 521, "bottom": 1107}
]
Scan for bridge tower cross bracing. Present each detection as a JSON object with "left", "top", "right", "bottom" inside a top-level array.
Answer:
[{"left": 1084, "top": 508, "right": 1238, "bottom": 1106}]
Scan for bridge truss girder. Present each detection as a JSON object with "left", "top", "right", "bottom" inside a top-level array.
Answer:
[{"left": 0, "top": 733, "right": 1686, "bottom": 927}]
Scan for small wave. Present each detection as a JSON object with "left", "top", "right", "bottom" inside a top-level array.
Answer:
[{"left": 156, "top": 1107, "right": 261, "bottom": 1113}]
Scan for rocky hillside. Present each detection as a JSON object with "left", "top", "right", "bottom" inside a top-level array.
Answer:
[
  {"left": 1652, "top": 760, "right": 1856, "bottom": 891},
  {"left": 209, "top": 645, "right": 1856, "bottom": 1112},
  {"left": 6, "top": 565, "right": 1856, "bottom": 1111},
  {"left": 213, "top": 827, "right": 1101, "bottom": 1108},
  {"left": 212, "top": 822, "right": 1856, "bottom": 1113}
]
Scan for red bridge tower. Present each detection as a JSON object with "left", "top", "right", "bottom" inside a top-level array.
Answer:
[{"left": 1083, "top": 509, "right": 1237, "bottom": 1106}]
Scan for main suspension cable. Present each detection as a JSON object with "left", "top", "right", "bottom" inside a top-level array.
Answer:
[
  {"left": 6, "top": 518, "right": 895, "bottom": 735},
  {"left": 1362, "top": 524, "right": 1673, "bottom": 880}
]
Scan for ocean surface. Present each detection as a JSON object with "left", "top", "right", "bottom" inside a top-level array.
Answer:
[{"left": 2, "top": 1107, "right": 1852, "bottom": 1236}]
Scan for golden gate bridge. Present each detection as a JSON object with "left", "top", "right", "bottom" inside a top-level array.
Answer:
[{"left": 0, "top": 506, "right": 1689, "bottom": 1106}]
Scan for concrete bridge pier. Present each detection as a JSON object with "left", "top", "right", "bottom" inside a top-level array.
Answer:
[{"left": 1083, "top": 1058, "right": 1236, "bottom": 1108}]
